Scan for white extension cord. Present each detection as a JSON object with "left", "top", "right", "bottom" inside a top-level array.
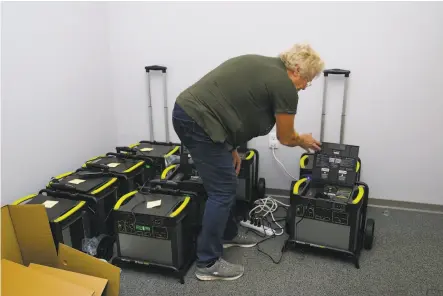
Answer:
[
  {"left": 243, "top": 147, "right": 297, "bottom": 236},
  {"left": 248, "top": 196, "right": 290, "bottom": 236}
]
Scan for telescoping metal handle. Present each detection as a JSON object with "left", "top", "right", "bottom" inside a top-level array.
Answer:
[
  {"left": 323, "top": 69, "right": 351, "bottom": 77},
  {"left": 320, "top": 68, "right": 351, "bottom": 144},
  {"left": 145, "top": 65, "right": 167, "bottom": 73},
  {"left": 144, "top": 64, "right": 170, "bottom": 142}
]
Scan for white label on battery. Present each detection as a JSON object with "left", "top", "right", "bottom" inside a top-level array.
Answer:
[
  {"left": 107, "top": 163, "right": 121, "bottom": 168},
  {"left": 68, "top": 179, "right": 85, "bottom": 185},
  {"left": 43, "top": 200, "right": 58, "bottom": 208},
  {"left": 335, "top": 158, "right": 342, "bottom": 164},
  {"left": 140, "top": 147, "right": 153, "bottom": 152},
  {"left": 146, "top": 200, "right": 162, "bottom": 208},
  {"left": 329, "top": 157, "right": 335, "bottom": 163},
  {"left": 321, "top": 168, "right": 330, "bottom": 172},
  {"left": 339, "top": 170, "right": 347, "bottom": 174}
]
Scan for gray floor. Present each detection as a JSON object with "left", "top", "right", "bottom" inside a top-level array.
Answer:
[{"left": 119, "top": 206, "right": 443, "bottom": 296}]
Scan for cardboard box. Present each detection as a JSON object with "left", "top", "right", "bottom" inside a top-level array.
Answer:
[{"left": 1, "top": 204, "right": 121, "bottom": 296}]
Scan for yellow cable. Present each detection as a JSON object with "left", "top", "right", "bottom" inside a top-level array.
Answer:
[
  {"left": 352, "top": 186, "right": 365, "bottom": 204},
  {"left": 114, "top": 190, "right": 138, "bottom": 210},
  {"left": 123, "top": 160, "right": 145, "bottom": 173},
  {"left": 299, "top": 155, "right": 309, "bottom": 169},
  {"left": 169, "top": 196, "right": 190, "bottom": 217},
  {"left": 164, "top": 146, "right": 180, "bottom": 157},
  {"left": 161, "top": 164, "right": 177, "bottom": 179},
  {"left": 292, "top": 178, "right": 308, "bottom": 195},
  {"left": 54, "top": 201, "right": 86, "bottom": 223},
  {"left": 11, "top": 193, "right": 37, "bottom": 205},
  {"left": 245, "top": 150, "right": 255, "bottom": 160},
  {"left": 91, "top": 178, "right": 118, "bottom": 195}
]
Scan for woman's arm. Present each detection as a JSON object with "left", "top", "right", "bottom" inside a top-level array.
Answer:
[
  {"left": 275, "top": 113, "right": 302, "bottom": 147},
  {"left": 275, "top": 113, "right": 321, "bottom": 151}
]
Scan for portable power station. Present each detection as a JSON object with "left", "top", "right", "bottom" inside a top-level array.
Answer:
[
  {"left": 115, "top": 65, "right": 181, "bottom": 181},
  {"left": 286, "top": 142, "right": 375, "bottom": 268},
  {"left": 299, "top": 69, "right": 361, "bottom": 180},
  {"left": 46, "top": 170, "right": 119, "bottom": 260},
  {"left": 236, "top": 148, "right": 266, "bottom": 205},
  {"left": 157, "top": 145, "right": 207, "bottom": 229},
  {"left": 112, "top": 187, "right": 199, "bottom": 284},
  {"left": 116, "top": 141, "right": 181, "bottom": 180},
  {"left": 81, "top": 153, "right": 146, "bottom": 196},
  {"left": 11, "top": 189, "right": 88, "bottom": 252}
]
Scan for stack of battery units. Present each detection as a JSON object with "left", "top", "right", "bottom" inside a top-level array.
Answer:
[
  {"left": 236, "top": 148, "right": 266, "bottom": 204},
  {"left": 117, "top": 141, "right": 180, "bottom": 180},
  {"left": 11, "top": 189, "right": 88, "bottom": 252},
  {"left": 113, "top": 188, "right": 199, "bottom": 280},
  {"left": 46, "top": 170, "right": 119, "bottom": 237},
  {"left": 81, "top": 153, "right": 146, "bottom": 196}
]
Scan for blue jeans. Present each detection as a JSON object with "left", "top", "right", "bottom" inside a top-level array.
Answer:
[{"left": 172, "top": 103, "right": 238, "bottom": 267}]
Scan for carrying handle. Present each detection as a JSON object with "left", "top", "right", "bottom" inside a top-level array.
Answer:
[
  {"left": 39, "top": 188, "right": 91, "bottom": 200},
  {"left": 324, "top": 69, "right": 351, "bottom": 77},
  {"left": 85, "top": 162, "right": 110, "bottom": 171},
  {"left": 145, "top": 65, "right": 167, "bottom": 73},
  {"left": 116, "top": 146, "right": 136, "bottom": 154}
]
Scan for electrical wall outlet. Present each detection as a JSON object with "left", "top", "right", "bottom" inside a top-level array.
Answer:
[{"left": 269, "top": 132, "right": 279, "bottom": 149}]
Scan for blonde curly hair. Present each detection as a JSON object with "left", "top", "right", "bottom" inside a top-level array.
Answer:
[{"left": 279, "top": 43, "right": 325, "bottom": 81}]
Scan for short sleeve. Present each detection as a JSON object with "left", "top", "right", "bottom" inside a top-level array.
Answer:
[{"left": 267, "top": 79, "right": 299, "bottom": 114}]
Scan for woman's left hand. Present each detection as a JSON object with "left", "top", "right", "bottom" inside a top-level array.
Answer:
[{"left": 232, "top": 149, "right": 242, "bottom": 175}]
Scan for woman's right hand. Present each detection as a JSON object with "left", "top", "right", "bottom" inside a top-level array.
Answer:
[{"left": 298, "top": 133, "right": 321, "bottom": 152}]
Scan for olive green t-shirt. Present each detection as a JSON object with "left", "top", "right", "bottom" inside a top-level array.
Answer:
[{"left": 176, "top": 54, "right": 299, "bottom": 148}]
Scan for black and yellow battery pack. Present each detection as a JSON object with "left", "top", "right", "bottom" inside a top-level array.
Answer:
[
  {"left": 116, "top": 141, "right": 180, "bottom": 180},
  {"left": 11, "top": 189, "right": 88, "bottom": 252},
  {"left": 156, "top": 145, "right": 207, "bottom": 228},
  {"left": 299, "top": 69, "right": 362, "bottom": 181},
  {"left": 81, "top": 152, "right": 146, "bottom": 196},
  {"left": 46, "top": 170, "right": 119, "bottom": 238},
  {"left": 299, "top": 152, "right": 361, "bottom": 181},
  {"left": 286, "top": 142, "right": 375, "bottom": 269},
  {"left": 112, "top": 188, "right": 199, "bottom": 284},
  {"left": 236, "top": 148, "right": 266, "bottom": 205}
]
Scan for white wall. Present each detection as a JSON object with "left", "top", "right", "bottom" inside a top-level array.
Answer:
[
  {"left": 1, "top": 2, "right": 116, "bottom": 205},
  {"left": 108, "top": 1, "right": 443, "bottom": 205}
]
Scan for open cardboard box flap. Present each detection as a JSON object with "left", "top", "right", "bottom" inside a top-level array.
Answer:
[{"left": 1, "top": 204, "right": 121, "bottom": 296}]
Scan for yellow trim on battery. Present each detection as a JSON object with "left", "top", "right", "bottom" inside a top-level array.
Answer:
[
  {"left": 293, "top": 178, "right": 308, "bottom": 195},
  {"left": 245, "top": 150, "right": 255, "bottom": 160},
  {"left": 123, "top": 160, "right": 145, "bottom": 173},
  {"left": 352, "top": 186, "right": 365, "bottom": 205},
  {"left": 356, "top": 161, "right": 360, "bottom": 173},
  {"left": 128, "top": 143, "right": 140, "bottom": 148},
  {"left": 161, "top": 164, "right": 177, "bottom": 179},
  {"left": 90, "top": 177, "right": 118, "bottom": 195},
  {"left": 12, "top": 193, "right": 37, "bottom": 205},
  {"left": 82, "top": 155, "right": 105, "bottom": 168},
  {"left": 169, "top": 196, "right": 190, "bottom": 218},
  {"left": 164, "top": 146, "right": 180, "bottom": 157},
  {"left": 300, "top": 155, "right": 309, "bottom": 169},
  {"left": 53, "top": 201, "right": 86, "bottom": 223},
  {"left": 114, "top": 190, "right": 138, "bottom": 210},
  {"left": 54, "top": 171, "right": 74, "bottom": 180},
  {"left": 48, "top": 171, "right": 75, "bottom": 187}
]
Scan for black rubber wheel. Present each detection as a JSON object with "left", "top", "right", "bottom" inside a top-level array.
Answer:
[
  {"left": 257, "top": 178, "right": 266, "bottom": 198},
  {"left": 96, "top": 235, "right": 115, "bottom": 261},
  {"left": 364, "top": 219, "right": 375, "bottom": 250}
]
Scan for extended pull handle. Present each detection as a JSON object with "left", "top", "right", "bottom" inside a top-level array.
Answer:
[
  {"left": 145, "top": 65, "right": 167, "bottom": 73},
  {"left": 324, "top": 69, "right": 351, "bottom": 77}
]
